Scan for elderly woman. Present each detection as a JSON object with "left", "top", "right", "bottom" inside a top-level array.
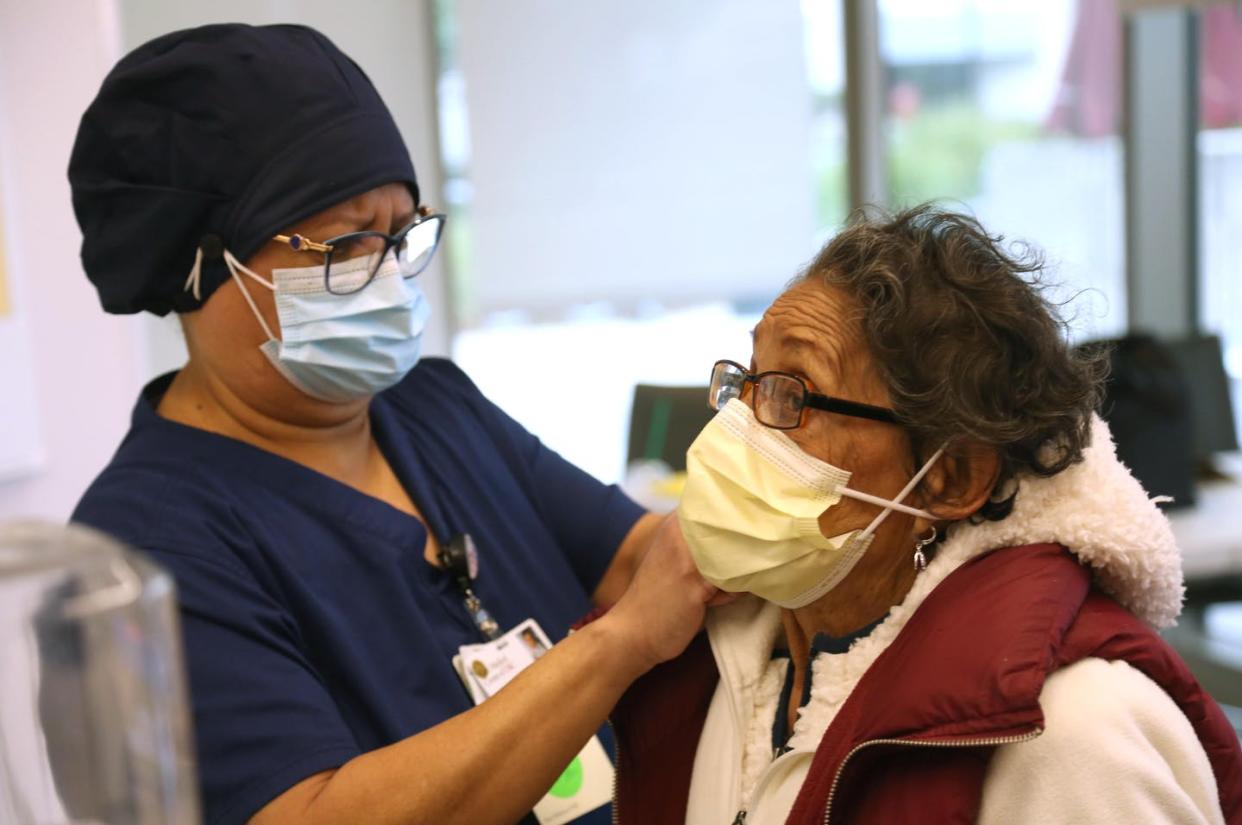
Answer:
[
  {"left": 68, "top": 24, "right": 718, "bottom": 825},
  {"left": 608, "top": 207, "right": 1242, "bottom": 824}
]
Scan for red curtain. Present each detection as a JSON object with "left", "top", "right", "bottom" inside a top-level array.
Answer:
[{"left": 1045, "top": 0, "right": 1242, "bottom": 137}]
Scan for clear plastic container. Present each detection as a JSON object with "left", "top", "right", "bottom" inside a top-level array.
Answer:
[{"left": 0, "top": 521, "right": 201, "bottom": 824}]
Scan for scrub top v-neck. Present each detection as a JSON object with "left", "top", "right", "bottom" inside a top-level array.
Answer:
[{"left": 72, "top": 358, "right": 644, "bottom": 825}]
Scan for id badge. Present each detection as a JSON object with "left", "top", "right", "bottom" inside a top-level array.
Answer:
[{"left": 452, "top": 618, "right": 614, "bottom": 825}]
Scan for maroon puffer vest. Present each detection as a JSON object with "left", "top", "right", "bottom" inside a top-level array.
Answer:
[{"left": 610, "top": 544, "right": 1242, "bottom": 824}]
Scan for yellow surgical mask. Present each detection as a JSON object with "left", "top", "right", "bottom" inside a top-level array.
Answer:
[{"left": 677, "top": 399, "right": 942, "bottom": 608}]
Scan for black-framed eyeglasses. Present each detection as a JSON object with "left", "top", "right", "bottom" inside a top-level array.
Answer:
[
  {"left": 272, "top": 205, "right": 446, "bottom": 295},
  {"left": 708, "top": 359, "right": 899, "bottom": 430}
]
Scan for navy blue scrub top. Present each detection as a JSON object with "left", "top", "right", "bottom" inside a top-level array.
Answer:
[{"left": 72, "top": 359, "right": 644, "bottom": 825}]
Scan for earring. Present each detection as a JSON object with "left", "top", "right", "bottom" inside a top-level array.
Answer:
[{"left": 912, "top": 526, "right": 938, "bottom": 572}]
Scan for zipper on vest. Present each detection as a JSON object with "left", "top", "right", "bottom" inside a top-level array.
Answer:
[
  {"left": 821, "top": 728, "right": 1043, "bottom": 825},
  {"left": 731, "top": 809, "right": 748, "bottom": 824},
  {"left": 608, "top": 719, "right": 621, "bottom": 825}
]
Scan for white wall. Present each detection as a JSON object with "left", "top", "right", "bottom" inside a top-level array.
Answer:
[
  {"left": 448, "top": 0, "right": 819, "bottom": 482},
  {"left": 0, "top": 0, "right": 143, "bottom": 523},
  {"left": 455, "top": 0, "right": 817, "bottom": 318}
]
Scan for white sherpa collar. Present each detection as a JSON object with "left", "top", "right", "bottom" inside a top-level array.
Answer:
[
  {"left": 936, "top": 413, "right": 1184, "bottom": 630},
  {"left": 706, "top": 413, "right": 1184, "bottom": 770}
]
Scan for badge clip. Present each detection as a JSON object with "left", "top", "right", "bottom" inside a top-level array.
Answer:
[{"left": 440, "top": 533, "right": 500, "bottom": 640}]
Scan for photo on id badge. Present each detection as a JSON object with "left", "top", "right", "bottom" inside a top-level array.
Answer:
[{"left": 453, "top": 619, "right": 553, "bottom": 702}]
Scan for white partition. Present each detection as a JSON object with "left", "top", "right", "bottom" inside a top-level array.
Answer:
[{"left": 454, "top": 0, "right": 818, "bottom": 318}]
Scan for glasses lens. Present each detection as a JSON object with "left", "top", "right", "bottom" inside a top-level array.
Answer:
[
  {"left": 326, "top": 233, "right": 387, "bottom": 294},
  {"left": 708, "top": 362, "right": 747, "bottom": 411},
  {"left": 396, "top": 216, "right": 444, "bottom": 278},
  {"left": 754, "top": 374, "right": 804, "bottom": 428}
]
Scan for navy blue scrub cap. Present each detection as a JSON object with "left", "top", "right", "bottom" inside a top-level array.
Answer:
[{"left": 68, "top": 23, "right": 419, "bottom": 316}]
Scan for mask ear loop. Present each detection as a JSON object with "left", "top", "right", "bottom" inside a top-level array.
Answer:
[
  {"left": 850, "top": 445, "right": 947, "bottom": 541},
  {"left": 182, "top": 245, "right": 280, "bottom": 342},
  {"left": 183, "top": 247, "right": 204, "bottom": 301},
  {"left": 225, "top": 249, "right": 279, "bottom": 342}
]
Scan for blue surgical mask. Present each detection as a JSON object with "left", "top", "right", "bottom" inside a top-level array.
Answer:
[{"left": 225, "top": 249, "right": 430, "bottom": 402}]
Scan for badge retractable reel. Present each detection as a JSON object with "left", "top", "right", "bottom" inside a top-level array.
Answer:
[{"left": 438, "top": 533, "right": 500, "bottom": 640}]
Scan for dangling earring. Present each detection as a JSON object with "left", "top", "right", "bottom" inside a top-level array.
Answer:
[{"left": 912, "top": 526, "right": 938, "bottom": 572}]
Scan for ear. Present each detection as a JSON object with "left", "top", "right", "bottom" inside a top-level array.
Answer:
[{"left": 912, "top": 443, "right": 1001, "bottom": 532}]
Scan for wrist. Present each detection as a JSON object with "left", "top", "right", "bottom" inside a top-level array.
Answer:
[{"left": 583, "top": 610, "right": 658, "bottom": 684}]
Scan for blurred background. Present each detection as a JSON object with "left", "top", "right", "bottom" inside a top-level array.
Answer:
[
  {"left": 3, "top": 0, "right": 1238, "bottom": 497},
  {"left": 0, "top": 0, "right": 1239, "bottom": 696}
]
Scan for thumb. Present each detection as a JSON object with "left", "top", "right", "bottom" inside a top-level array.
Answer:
[{"left": 706, "top": 589, "right": 741, "bottom": 607}]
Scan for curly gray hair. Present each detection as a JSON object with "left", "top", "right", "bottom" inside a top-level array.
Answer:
[{"left": 798, "top": 204, "right": 1108, "bottom": 520}]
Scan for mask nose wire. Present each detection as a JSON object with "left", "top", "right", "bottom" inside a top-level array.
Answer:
[{"left": 852, "top": 444, "right": 948, "bottom": 540}]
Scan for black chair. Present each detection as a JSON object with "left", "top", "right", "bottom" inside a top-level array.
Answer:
[
  {"left": 1163, "top": 335, "right": 1239, "bottom": 468},
  {"left": 1085, "top": 334, "right": 1197, "bottom": 507},
  {"left": 626, "top": 385, "right": 714, "bottom": 472},
  {"left": 1080, "top": 332, "right": 1239, "bottom": 508}
]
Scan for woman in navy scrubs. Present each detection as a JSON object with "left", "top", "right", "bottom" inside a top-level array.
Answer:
[{"left": 68, "top": 24, "right": 722, "bottom": 825}]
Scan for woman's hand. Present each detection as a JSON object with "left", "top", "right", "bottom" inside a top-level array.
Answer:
[
  {"left": 602, "top": 513, "right": 735, "bottom": 675},
  {"left": 252, "top": 515, "right": 717, "bottom": 825},
  {"left": 251, "top": 513, "right": 732, "bottom": 825}
]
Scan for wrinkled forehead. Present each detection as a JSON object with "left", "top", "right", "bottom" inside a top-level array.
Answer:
[
  {"left": 754, "top": 280, "right": 866, "bottom": 365},
  {"left": 287, "top": 182, "right": 418, "bottom": 237},
  {"left": 753, "top": 278, "right": 896, "bottom": 407}
]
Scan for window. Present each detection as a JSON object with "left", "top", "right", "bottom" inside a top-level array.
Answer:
[
  {"left": 803, "top": 0, "right": 850, "bottom": 236},
  {"left": 1198, "top": 3, "right": 1242, "bottom": 429},
  {"left": 433, "top": 0, "right": 1132, "bottom": 484},
  {"left": 878, "top": 0, "right": 1126, "bottom": 339},
  {"left": 435, "top": 0, "right": 845, "bottom": 482}
]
